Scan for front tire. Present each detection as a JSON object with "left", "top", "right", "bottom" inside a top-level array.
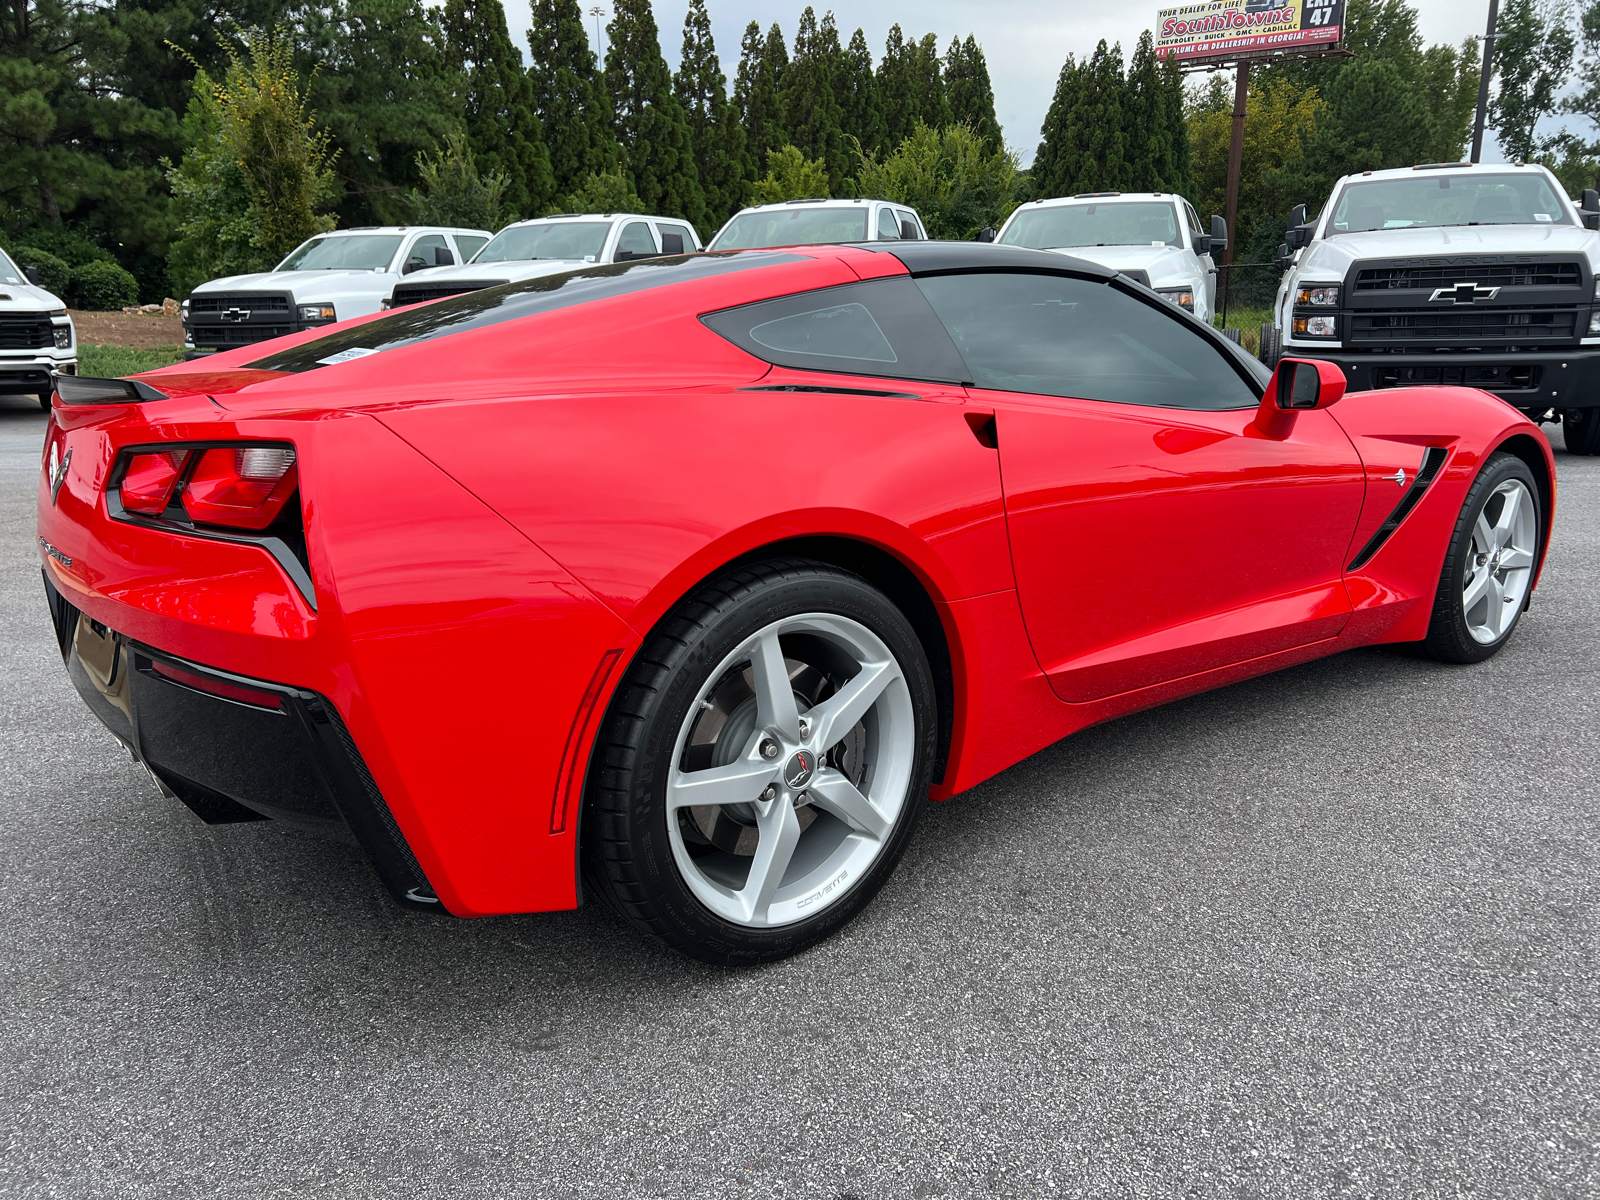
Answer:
[
  {"left": 1421, "top": 452, "right": 1541, "bottom": 664},
  {"left": 584, "top": 559, "right": 938, "bottom": 965},
  {"left": 35, "top": 391, "right": 51, "bottom": 411},
  {"left": 1259, "top": 324, "right": 1282, "bottom": 369},
  {"left": 1563, "top": 408, "right": 1600, "bottom": 456}
]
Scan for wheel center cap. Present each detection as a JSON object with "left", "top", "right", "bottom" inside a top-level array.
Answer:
[{"left": 783, "top": 750, "right": 815, "bottom": 790}]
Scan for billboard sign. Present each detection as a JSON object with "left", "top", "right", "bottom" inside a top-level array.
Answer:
[{"left": 1155, "top": 0, "right": 1344, "bottom": 61}]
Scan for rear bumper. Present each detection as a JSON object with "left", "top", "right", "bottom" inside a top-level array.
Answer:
[
  {"left": 1, "top": 354, "right": 75, "bottom": 392},
  {"left": 46, "top": 574, "right": 442, "bottom": 912},
  {"left": 1291, "top": 348, "right": 1600, "bottom": 408}
]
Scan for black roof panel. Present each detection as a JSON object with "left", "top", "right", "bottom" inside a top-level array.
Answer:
[{"left": 859, "top": 241, "right": 1118, "bottom": 280}]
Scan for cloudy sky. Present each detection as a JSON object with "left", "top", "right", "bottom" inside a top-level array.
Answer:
[{"left": 501, "top": 1, "right": 1558, "bottom": 164}]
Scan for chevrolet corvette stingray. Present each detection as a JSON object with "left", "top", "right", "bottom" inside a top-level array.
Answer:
[{"left": 37, "top": 243, "right": 1554, "bottom": 963}]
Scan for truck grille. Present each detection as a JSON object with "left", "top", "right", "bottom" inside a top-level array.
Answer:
[
  {"left": 187, "top": 291, "right": 295, "bottom": 349},
  {"left": 390, "top": 280, "right": 496, "bottom": 306},
  {"left": 1354, "top": 262, "right": 1582, "bottom": 292},
  {"left": 1343, "top": 254, "right": 1588, "bottom": 350},
  {"left": 0, "top": 314, "right": 55, "bottom": 350},
  {"left": 1350, "top": 309, "right": 1578, "bottom": 346},
  {"left": 188, "top": 293, "right": 292, "bottom": 313}
]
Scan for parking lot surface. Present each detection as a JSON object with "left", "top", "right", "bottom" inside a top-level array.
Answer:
[{"left": 2, "top": 394, "right": 1595, "bottom": 1199}]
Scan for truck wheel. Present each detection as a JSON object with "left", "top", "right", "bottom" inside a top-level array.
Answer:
[
  {"left": 1259, "top": 324, "right": 1282, "bottom": 368},
  {"left": 35, "top": 392, "right": 51, "bottom": 411},
  {"left": 1222, "top": 328, "right": 1242, "bottom": 345},
  {"left": 1563, "top": 409, "right": 1600, "bottom": 456}
]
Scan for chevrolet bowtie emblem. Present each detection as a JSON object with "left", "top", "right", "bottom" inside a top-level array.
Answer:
[
  {"left": 219, "top": 307, "right": 251, "bottom": 323},
  {"left": 1429, "top": 282, "right": 1501, "bottom": 305}
]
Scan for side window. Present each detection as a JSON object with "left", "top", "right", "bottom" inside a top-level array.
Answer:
[
  {"left": 405, "top": 234, "right": 450, "bottom": 272},
  {"left": 1183, "top": 202, "right": 1203, "bottom": 238},
  {"left": 655, "top": 222, "right": 696, "bottom": 255},
  {"left": 876, "top": 208, "right": 901, "bottom": 240},
  {"left": 615, "top": 221, "right": 658, "bottom": 260},
  {"left": 455, "top": 234, "right": 489, "bottom": 262},
  {"left": 896, "top": 211, "right": 923, "bottom": 240},
  {"left": 702, "top": 277, "right": 969, "bottom": 383},
  {"left": 916, "top": 272, "right": 1260, "bottom": 410}
]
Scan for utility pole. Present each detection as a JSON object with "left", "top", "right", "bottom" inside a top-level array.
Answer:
[
  {"left": 1222, "top": 61, "right": 1250, "bottom": 267},
  {"left": 1471, "top": 0, "right": 1500, "bottom": 162}
]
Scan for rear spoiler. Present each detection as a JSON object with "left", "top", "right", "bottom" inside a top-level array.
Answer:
[{"left": 51, "top": 373, "right": 170, "bottom": 405}]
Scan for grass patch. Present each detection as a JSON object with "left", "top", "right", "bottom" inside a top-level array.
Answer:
[
  {"left": 78, "top": 344, "right": 185, "bottom": 378},
  {"left": 1214, "top": 308, "right": 1275, "bottom": 357}
]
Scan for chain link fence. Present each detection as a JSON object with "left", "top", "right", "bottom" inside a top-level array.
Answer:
[{"left": 1214, "top": 262, "right": 1284, "bottom": 358}]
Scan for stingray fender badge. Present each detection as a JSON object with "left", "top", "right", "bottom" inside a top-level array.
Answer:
[
  {"left": 47, "top": 444, "right": 71, "bottom": 504},
  {"left": 38, "top": 536, "right": 72, "bottom": 568}
]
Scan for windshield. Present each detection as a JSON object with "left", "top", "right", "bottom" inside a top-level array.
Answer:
[
  {"left": 0, "top": 248, "right": 25, "bottom": 286},
  {"left": 1001, "top": 202, "right": 1183, "bottom": 250},
  {"left": 711, "top": 208, "right": 870, "bottom": 250},
  {"left": 474, "top": 222, "right": 611, "bottom": 264},
  {"left": 278, "top": 234, "right": 404, "bottom": 272},
  {"left": 1327, "top": 173, "right": 1575, "bottom": 233}
]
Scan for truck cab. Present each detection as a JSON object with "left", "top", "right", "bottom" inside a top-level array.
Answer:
[
  {"left": 1271, "top": 162, "right": 1600, "bottom": 453},
  {"left": 0, "top": 245, "right": 77, "bottom": 409},
  {"left": 707, "top": 198, "right": 927, "bottom": 250},
  {"left": 388, "top": 214, "right": 704, "bottom": 307},
  {"left": 183, "top": 226, "right": 491, "bottom": 357},
  {"left": 992, "top": 192, "right": 1228, "bottom": 323}
]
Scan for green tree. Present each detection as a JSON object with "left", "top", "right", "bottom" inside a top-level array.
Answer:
[
  {"left": 1033, "top": 40, "right": 1128, "bottom": 197},
  {"left": 877, "top": 24, "right": 919, "bottom": 149},
  {"left": 750, "top": 144, "right": 829, "bottom": 203},
  {"left": 912, "top": 33, "right": 952, "bottom": 131},
  {"left": 604, "top": 0, "right": 704, "bottom": 226},
  {"left": 782, "top": 7, "right": 849, "bottom": 192},
  {"left": 734, "top": 21, "right": 789, "bottom": 169},
  {"left": 944, "top": 35, "right": 1002, "bottom": 151},
  {"left": 407, "top": 130, "right": 511, "bottom": 229},
  {"left": 438, "top": 0, "right": 553, "bottom": 221},
  {"left": 166, "top": 28, "right": 338, "bottom": 295},
  {"left": 838, "top": 28, "right": 885, "bottom": 157},
  {"left": 1124, "top": 31, "right": 1165, "bottom": 191},
  {"left": 1158, "top": 55, "right": 1193, "bottom": 196},
  {"left": 1565, "top": 2, "right": 1600, "bottom": 167},
  {"left": 855, "top": 122, "right": 1019, "bottom": 240},
  {"left": 674, "top": 0, "right": 747, "bottom": 228},
  {"left": 566, "top": 164, "right": 644, "bottom": 213},
  {"left": 1490, "top": 0, "right": 1576, "bottom": 163},
  {"left": 528, "top": 0, "right": 621, "bottom": 202},
  {"left": 1031, "top": 54, "right": 1082, "bottom": 200}
]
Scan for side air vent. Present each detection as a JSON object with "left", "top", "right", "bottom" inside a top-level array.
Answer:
[
  {"left": 1348, "top": 446, "right": 1450, "bottom": 571},
  {"left": 53, "top": 374, "right": 169, "bottom": 405}
]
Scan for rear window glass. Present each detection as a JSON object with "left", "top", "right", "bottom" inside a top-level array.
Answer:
[{"left": 248, "top": 252, "right": 806, "bottom": 374}]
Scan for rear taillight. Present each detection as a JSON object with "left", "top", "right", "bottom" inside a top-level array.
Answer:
[
  {"left": 182, "top": 447, "right": 298, "bottom": 530},
  {"left": 119, "top": 450, "right": 191, "bottom": 515}
]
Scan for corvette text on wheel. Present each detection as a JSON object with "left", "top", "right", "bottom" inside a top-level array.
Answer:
[{"left": 38, "top": 243, "right": 1555, "bottom": 964}]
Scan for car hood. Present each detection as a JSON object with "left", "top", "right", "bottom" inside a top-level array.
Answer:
[
  {"left": 191, "top": 269, "right": 392, "bottom": 299},
  {"left": 1300, "top": 224, "right": 1599, "bottom": 280},
  {"left": 0, "top": 282, "right": 68, "bottom": 311},
  {"left": 1042, "top": 243, "right": 1193, "bottom": 284},
  {"left": 400, "top": 260, "right": 589, "bottom": 285}
]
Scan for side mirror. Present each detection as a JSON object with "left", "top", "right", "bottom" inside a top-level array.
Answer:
[
  {"left": 974, "top": 226, "right": 997, "bottom": 244},
  {"left": 434, "top": 247, "right": 455, "bottom": 266},
  {"left": 1288, "top": 203, "right": 1308, "bottom": 229},
  {"left": 1275, "top": 243, "right": 1293, "bottom": 271},
  {"left": 1194, "top": 234, "right": 1212, "bottom": 255},
  {"left": 402, "top": 259, "right": 424, "bottom": 275},
  {"left": 1209, "top": 215, "right": 1229, "bottom": 254},
  {"left": 1582, "top": 188, "right": 1600, "bottom": 231},
  {"left": 25, "top": 265, "right": 39, "bottom": 285},
  {"left": 1255, "top": 357, "right": 1346, "bottom": 438},
  {"left": 1284, "top": 203, "right": 1311, "bottom": 249},
  {"left": 899, "top": 218, "right": 921, "bottom": 241}
]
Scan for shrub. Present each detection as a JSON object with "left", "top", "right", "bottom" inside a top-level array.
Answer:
[
  {"left": 69, "top": 260, "right": 140, "bottom": 311},
  {"left": 562, "top": 166, "right": 643, "bottom": 215},
  {"left": 11, "top": 248, "right": 71, "bottom": 297},
  {"left": 855, "top": 123, "right": 1020, "bottom": 240},
  {"left": 751, "top": 145, "right": 831, "bottom": 204},
  {"left": 408, "top": 132, "right": 512, "bottom": 231}
]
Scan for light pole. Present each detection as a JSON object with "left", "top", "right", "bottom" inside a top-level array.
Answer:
[
  {"left": 589, "top": 6, "right": 606, "bottom": 52},
  {"left": 1471, "top": 0, "right": 1500, "bottom": 163}
]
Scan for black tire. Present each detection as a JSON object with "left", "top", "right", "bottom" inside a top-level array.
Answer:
[
  {"left": 1563, "top": 408, "right": 1600, "bottom": 456},
  {"left": 1421, "top": 452, "right": 1541, "bottom": 664},
  {"left": 584, "top": 558, "right": 938, "bottom": 965},
  {"left": 1259, "top": 324, "right": 1282, "bottom": 369},
  {"left": 35, "top": 392, "right": 51, "bottom": 411}
]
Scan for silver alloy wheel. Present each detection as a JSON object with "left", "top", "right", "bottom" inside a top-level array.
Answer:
[
  {"left": 664, "top": 612, "right": 916, "bottom": 928},
  {"left": 1462, "top": 477, "right": 1537, "bottom": 645}
]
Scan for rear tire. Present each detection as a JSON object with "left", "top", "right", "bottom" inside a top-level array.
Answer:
[
  {"left": 1421, "top": 452, "right": 1541, "bottom": 664},
  {"left": 1259, "top": 324, "right": 1282, "bottom": 368},
  {"left": 584, "top": 559, "right": 938, "bottom": 965},
  {"left": 1562, "top": 408, "right": 1600, "bottom": 455},
  {"left": 35, "top": 392, "right": 51, "bottom": 411}
]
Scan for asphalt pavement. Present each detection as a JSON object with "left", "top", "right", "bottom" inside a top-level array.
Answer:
[{"left": 1, "top": 392, "right": 1595, "bottom": 1199}]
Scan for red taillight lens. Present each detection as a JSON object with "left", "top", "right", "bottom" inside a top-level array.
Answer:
[
  {"left": 181, "top": 446, "right": 298, "bottom": 530},
  {"left": 119, "top": 450, "right": 190, "bottom": 515}
]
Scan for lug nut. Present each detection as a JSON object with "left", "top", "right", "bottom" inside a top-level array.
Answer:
[
  {"left": 798, "top": 717, "right": 811, "bottom": 738},
  {"left": 760, "top": 784, "right": 778, "bottom": 802},
  {"left": 794, "top": 790, "right": 809, "bottom": 807},
  {"left": 760, "top": 738, "right": 779, "bottom": 759}
]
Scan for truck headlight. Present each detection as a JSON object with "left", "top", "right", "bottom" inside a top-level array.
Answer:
[
  {"left": 1295, "top": 284, "right": 1340, "bottom": 307},
  {"left": 1590, "top": 311, "right": 1600, "bottom": 335},
  {"left": 1293, "top": 315, "right": 1338, "bottom": 338},
  {"left": 53, "top": 326, "right": 73, "bottom": 349},
  {"left": 1157, "top": 288, "right": 1195, "bottom": 312},
  {"left": 298, "top": 304, "right": 336, "bottom": 322}
]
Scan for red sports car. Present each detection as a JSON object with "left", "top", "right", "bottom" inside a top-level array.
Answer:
[{"left": 37, "top": 243, "right": 1554, "bottom": 963}]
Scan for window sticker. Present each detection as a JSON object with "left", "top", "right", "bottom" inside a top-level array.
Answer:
[
  {"left": 1535, "top": 213, "right": 1553, "bottom": 222},
  {"left": 316, "top": 347, "right": 380, "bottom": 366}
]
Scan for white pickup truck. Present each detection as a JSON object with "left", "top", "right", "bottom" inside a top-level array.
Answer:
[
  {"left": 989, "top": 192, "right": 1228, "bottom": 323},
  {"left": 183, "top": 226, "right": 491, "bottom": 357},
  {"left": 1270, "top": 162, "right": 1600, "bottom": 454},
  {"left": 708, "top": 198, "right": 928, "bottom": 249},
  {"left": 388, "top": 213, "right": 703, "bottom": 307},
  {"left": 0, "top": 245, "right": 76, "bottom": 409}
]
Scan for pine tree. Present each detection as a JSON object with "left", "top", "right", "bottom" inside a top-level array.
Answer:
[
  {"left": 877, "top": 25, "right": 919, "bottom": 149},
  {"left": 913, "top": 33, "right": 953, "bottom": 131},
  {"left": 782, "top": 7, "right": 849, "bottom": 192},
  {"left": 734, "top": 21, "right": 788, "bottom": 169},
  {"left": 1037, "top": 40, "right": 1129, "bottom": 196},
  {"left": 1157, "top": 53, "right": 1192, "bottom": 196},
  {"left": 604, "top": 0, "right": 705, "bottom": 226},
  {"left": 675, "top": 0, "right": 747, "bottom": 227},
  {"left": 839, "top": 28, "right": 886, "bottom": 157},
  {"left": 439, "top": 0, "right": 554, "bottom": 220},
  {"left": 1032, "top": 54, "right": 1082, "bottom": 199},
  {"left": 1123, "top": 30, "right": 1163, "bottom": 192},
  {"left": 944, "top": 35, "right": 1002, "bottom": 150},
  {"left": 528, "top": 0, "right": 621, "bottom": 204}
]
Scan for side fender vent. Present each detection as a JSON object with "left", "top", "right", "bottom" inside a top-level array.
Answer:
[{"left": 1348, "top": 446, "right": 1449, "bottom": 572}]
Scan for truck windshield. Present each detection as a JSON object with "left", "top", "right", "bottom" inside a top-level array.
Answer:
[
  {"left": 1000, "top": 203, "right": 1183, "bottom": 250},
  {"left": 0, "top": 248, "right": 25, "bottom": 286},
  {"left": 278, "top": 235, "right": 404, "bottom": 271},
  {"left": 475, "top": 222, "right": 611, "bottom": 263},
  {"left": 1327, "top": 174, "right": 1575, "bottom": 232},
  {"left": 712, "top": 208, "right": 870, "bottom": 250}
]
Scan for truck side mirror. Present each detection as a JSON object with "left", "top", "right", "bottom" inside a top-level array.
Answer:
[
  {"left": 1255, "top": 357, "right": 1346, "bottom": 438},
  {"left": 1582, "top": 189, "right": 1600, "bottom": 231},
  {"left": 974, "top": 226, "right": 997, "bottom": 243},
  {"left": 1194, "top": 234, "right": 1212, "bottom": 255},
  {"left": 1284, "top": 203, "right": 1312, "bottom": 249},
  {"left": 1209, "top": 215, "right": 1229, "bottom": 253},
  {"left": 25, "top": 266, "right": 39, "bottom": 286},
  {"left": 1275, "top": 243, "right": 1293, "bottom": 271}
]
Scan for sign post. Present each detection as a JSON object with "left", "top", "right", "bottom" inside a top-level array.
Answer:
[{"left": 1157, "top": 0, "right": 1351, "bottom": 265}]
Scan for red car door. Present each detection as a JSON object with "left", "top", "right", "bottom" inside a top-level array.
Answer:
[{"left": 917, "top": 270, "right": 1366, "bottom": 703}]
